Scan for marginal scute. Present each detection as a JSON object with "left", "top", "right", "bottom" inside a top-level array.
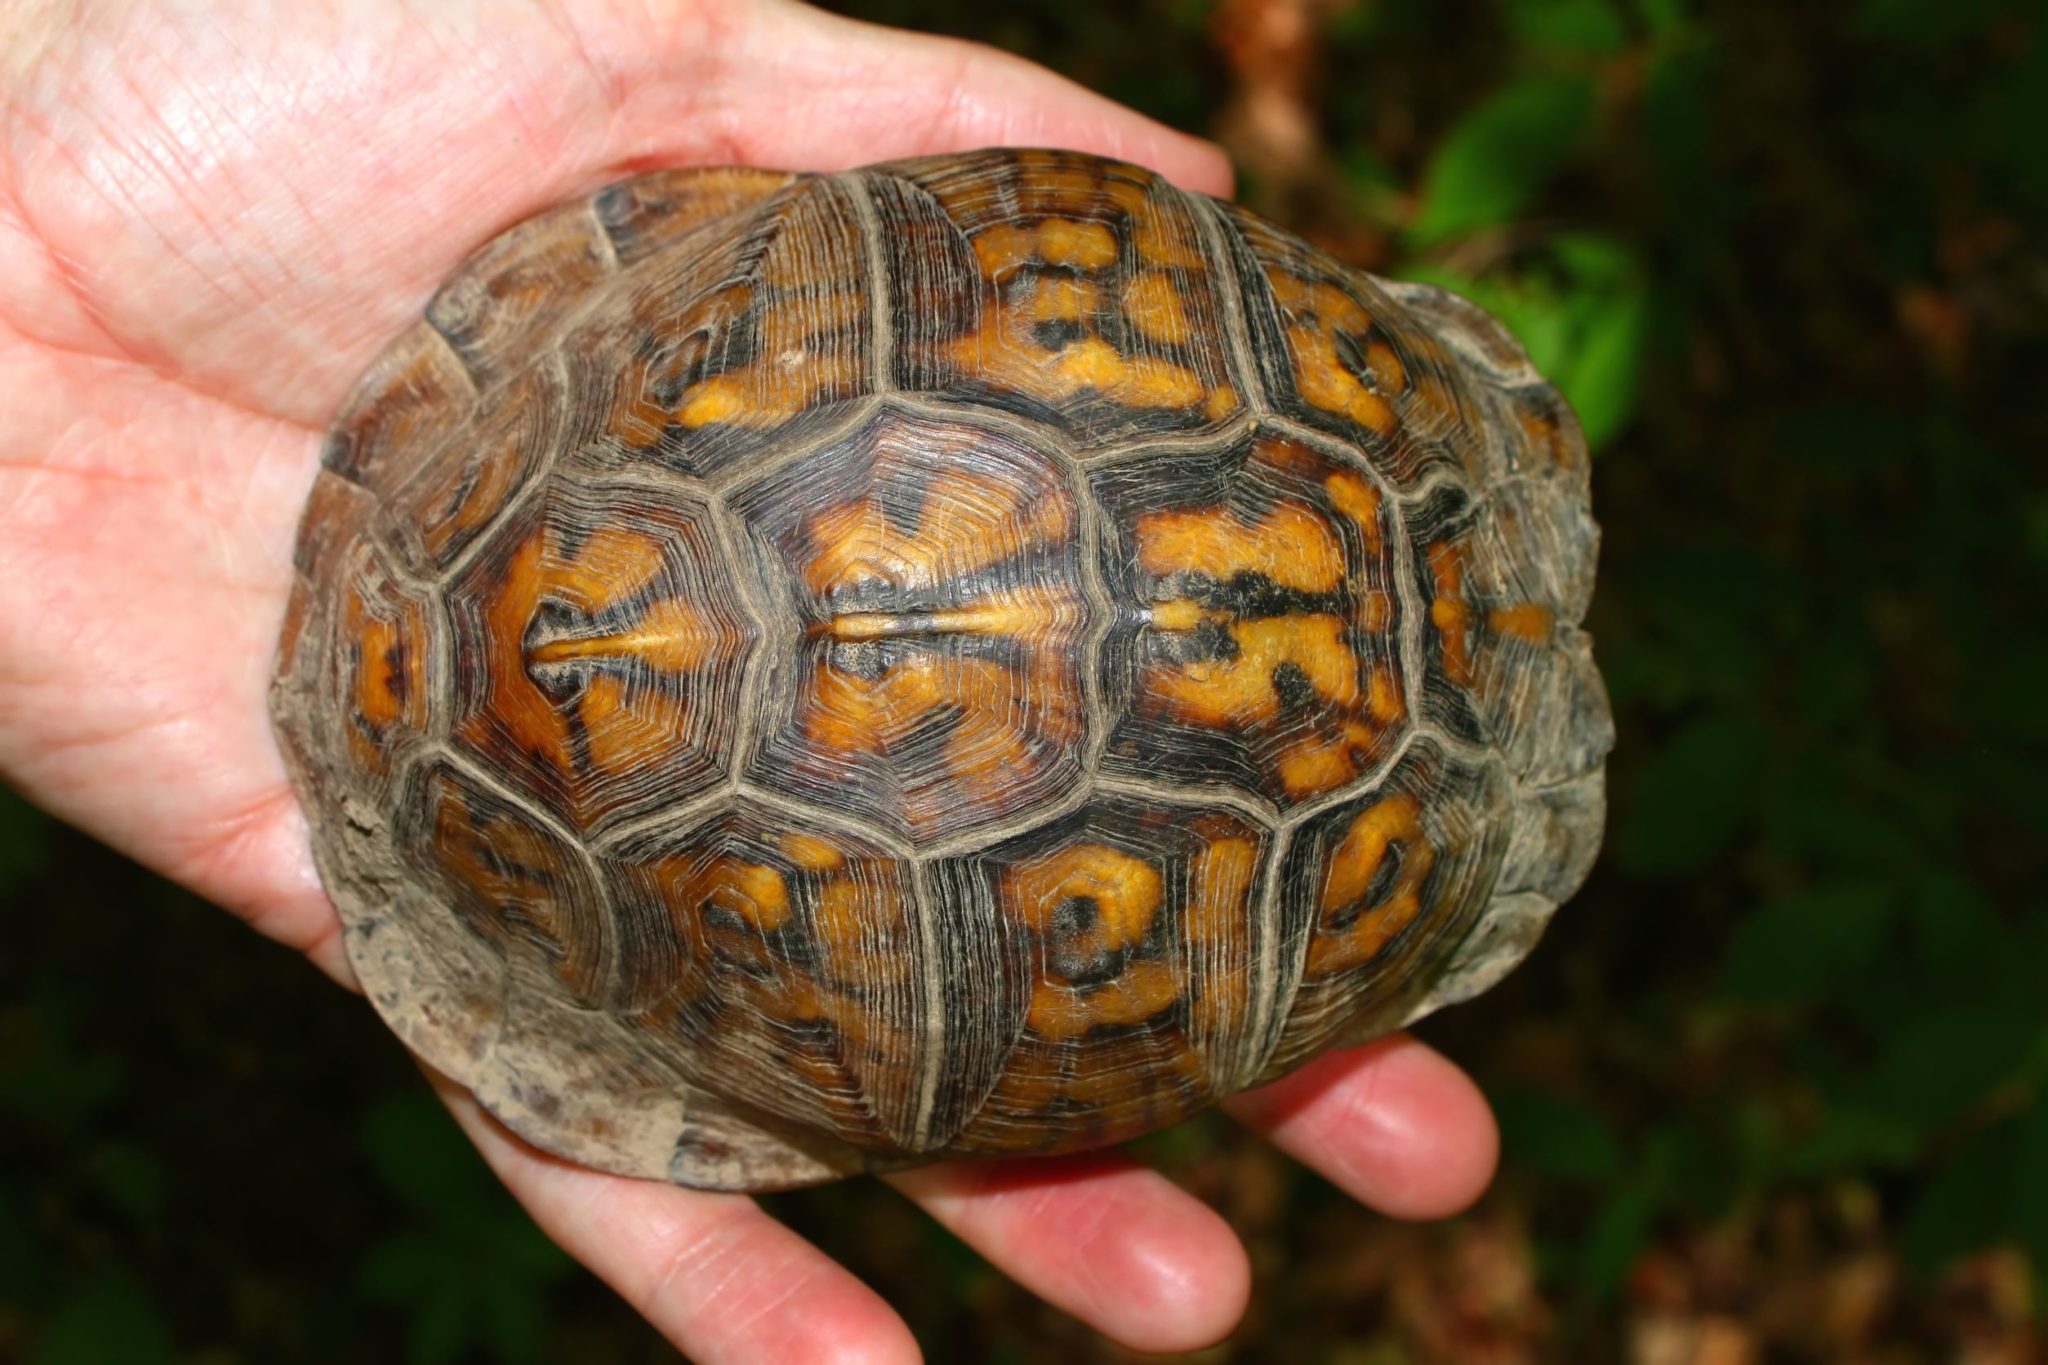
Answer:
[
  {"left": 427, "top": 201, "right": 614, "bottom": 390},
  {"left": 273, "top": 149, "right": 1613, "bottom": 1192},
  {"left": 334, "top": 540, "right": 437, "bottom": 782}
]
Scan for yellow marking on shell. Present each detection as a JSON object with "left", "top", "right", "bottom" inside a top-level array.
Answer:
[
  {"left": 781, "top": 832, "right": 848, "bottom": 872},
  {"left": 1123, "top": 271, "right": 1193, "bottom": 345},
  {"left": 1490, "top": 602, "right": 1555, "bottom": 642},
  {"left": 1267, "top": 271, "right": 1373, "bottom": 331},
  {"left": 1039, "top": 218, "right": 1120, "bottom": 267},
  {"left": 802, "top": 472, "right": 1071, "bottom": 596},
  {"left": 1365, "top": 339, "right": 1408, "bottom": 393},
  {"left": 1006, "top": 842, "right": 1165, "bottom": 950},
  {"left": 1134, "top": 501, "right": 1346, "bottom": 595},
  {"left": 1307, "top": 791, "right": 1437, "bottom": 977},
  {"left": 1428, "top": 541, "right": 1475, "bottom": 687},
  {"left": 352, "top": 612, "right": 407, "bottom": 730},
  {"left": 1290, "top": 324, "right": 1399, "bottom": 435},
  {"left": 1323, "top": 469, "right": 1385, "bottom": 555},
  {"left": 530, "top": 598, "right": 721, "bottom": 672},
  {"left": 1026, "top": 962, "right": 1182, "bottom": 1040},
  {"left": 1132, "top": 208, "right": 1207, "bottom": 269},
  {"left": 1147, "top": 614, "right": 1360, "bottom": 727},
  {"left": 702, "top": 858, "right": 791, "bottom": 933},
  {"left": 1204, "top": 384, "right": 1239, "bottom": 420},
  {"left": 825, "top": 584, "right": 1084, "bottom": 641},
  {"left": 945, "top": 295, "right": 1217, "bottom": 413},
  {"left": 676, "top": 375, "right": 750, "bottom": 426},
  {"left": 1031, "top": 275, "right": 1097, "bottom": 322}
]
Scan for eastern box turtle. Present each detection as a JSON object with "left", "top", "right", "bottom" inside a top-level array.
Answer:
[{"left": 272, "top": 149, "right": 1613, "bottom": 1190}]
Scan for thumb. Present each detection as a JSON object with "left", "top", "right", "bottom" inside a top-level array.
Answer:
[{"left": 651, "top": 0, "right": 1235, "bottom": 196}]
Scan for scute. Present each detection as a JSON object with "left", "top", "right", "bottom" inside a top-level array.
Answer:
[
  {"left": 272, "top": 150, "right": 1612, "bottom": 1192},
  {"left": 446, "top": 476, "right": 755, "bottom": 834},
  {"left": 727, "top": 404, "right": 1092, "bottom": 845},
  {"left": 922, "top": 795, "right": 1275, "bottom": 1154},
  {"left": 869, "top": 148, "right": 1246, "bottom": 446},
  {"left": 1092, "top": 427, "right": 1407, "bottom": 808},
  {"left": 605, "top": 801, "right": 926, "bottom": 1153}
]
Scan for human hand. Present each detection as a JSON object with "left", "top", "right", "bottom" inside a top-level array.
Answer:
[{"left": 0, "top": 1, "right": 1498, "bottom": 1356}]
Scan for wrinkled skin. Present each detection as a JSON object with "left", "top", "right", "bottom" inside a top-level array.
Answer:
[{"left": 0, "top": 2, "right": 1499, "bottom": 1358}]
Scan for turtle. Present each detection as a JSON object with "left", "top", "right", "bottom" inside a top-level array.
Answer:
[{"left": 271, "top": 148, "right": 1613, "bottom": 1191}]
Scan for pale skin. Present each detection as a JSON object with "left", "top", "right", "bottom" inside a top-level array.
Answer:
[{"left": 0, "top": 1, "right": 1499, "bottom": 1358}]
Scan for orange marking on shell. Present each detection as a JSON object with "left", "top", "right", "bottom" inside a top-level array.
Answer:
[
  {"left": 1289, "top": 324, "right": 1399, "bottom": 435},
  {"left": 826, "top": 587, "right": 1081, "bottom": 642},
  {"left": 1148, "top": 615, "right": 1360, "bottom": 728},
  {"left": 1323, "top": 469, "right": 1385, "bottom": 555},
  {"left": 779, "top": 832, "right": 848, "bottom": 873},
  {"left": 1489, "top": 602, "right": 1556, "bottom": 643},
  {"left": 473, "top": 530, "right": 575, "bottom": 774},
  {"left": 1134, "top": 500, "right": 1345, "bottom": 594},
  {"left": 1278, "top": 740, "right": 1357, "bottom": 798},
  {"left": 352, "top": 614, "right": 407, "bottom": 730},
  {"left": 1308, "top": 792, "right": 1437, "bottom": 977},
  {"left": 1006, "top": 842, "right": 1164, "bottom": 950},
  {"left": 1038, "top": 219, "right": 1120, "bottom": 268},
  {"left": 704, "top": 858, "right": 792, "bottom": 933},
  {"left": 1364, "top": 339, "right": 1408, "bottom": 394},
  {"left": 1428, "top": 541, "right": 1475, "bottom": 687},
  {"left": 1132, "top": 206, "right": 1207, "bottom": 269},
  {"left": 802, "top": 472, "right": 1072, "bottom": 596},
  {"left": 1031, "top": 274, "right": 1097, "bottom": 322},
  {"left": 1026, "top": 962, "right": 1181, "bottom": 1040},
  {"left": 1366, "top": 663, "right": 1405, "bottom": 725},
  {"left": 1123, "top": 271, "right": 1193, "bottom": 345}
]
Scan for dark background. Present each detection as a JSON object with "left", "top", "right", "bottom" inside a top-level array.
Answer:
[{"left": 5, "top": 0, "right": 2045, "bottom": 1360}]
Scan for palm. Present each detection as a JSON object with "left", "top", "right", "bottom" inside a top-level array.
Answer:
[{"left": 1, "top": 2, "right": 1498, "bottom": 1358}]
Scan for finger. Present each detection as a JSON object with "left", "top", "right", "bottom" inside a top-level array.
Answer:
[
  {"left": 716, "top": 1, "right": 1236, "bottom": 196},
  {"left": 888, "top": 1151, "right": 1248, "bottom": 1353},
  {"left": 431, "top": 1071, "right": 922, "bottom": 1365},
  {"left": 1224, "top": 1033, "right": 1499, "bottom": 1220}
]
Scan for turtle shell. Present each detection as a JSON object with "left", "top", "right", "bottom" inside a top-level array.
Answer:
[{"left": 272, "top": 149, "right": 1612, "bottom": 1190}]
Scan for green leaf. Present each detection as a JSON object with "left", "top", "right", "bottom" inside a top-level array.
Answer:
[
  {"left": 1556, "top": 285, "right": 1648, "bottom": 450},
  {"left": 0, "top": 785, "right": 49, "bottom": 896},
  {"left": 28, "top": 1273, "right": 176, "bottom": 1365},
  {"left": 1581, "top": 1132, "right": 1677, "bottom": 1300},
  {"left": 1506, "top": 0, "right": 1629, "bottom": 54},
  {"left": 2017, "top": 1102, "right": 2048, "bottom": 1306},
  {"left": 1496, "top": 1090, "right": 1625, "bottom": 1185},
  {"left": 361, "top": 1091, "right": 491, "bottom": 1217},
  {"left": 1902, "top": 1118, "right": 2020, "bottom": 1277},
  {"left": 1408, "top": 74, "right": 1597, "bottom": 245},
  {"left": 1719, "top": 883, "right": 1896, "bottom": 1004},
  {"left": 1613, "top": 712, "right": 1769, "bottom": 876}
]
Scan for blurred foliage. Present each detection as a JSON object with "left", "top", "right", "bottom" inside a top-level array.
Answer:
[{"left": 5, "top": 0, "right": 2047, "bottom": 1360}]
